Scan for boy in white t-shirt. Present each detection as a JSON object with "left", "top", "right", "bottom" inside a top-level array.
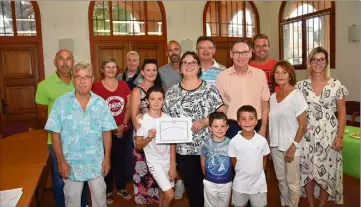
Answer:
[
  {"left": 135, "top": 86, "right": 176, "bottom": 207},
  {"left": 228, "top": 105, "right": 270, "bottom": 207}
]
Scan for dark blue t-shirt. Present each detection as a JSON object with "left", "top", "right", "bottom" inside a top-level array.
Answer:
[{"left": 201, "top": 136, "right": 233, "bottom": 184}]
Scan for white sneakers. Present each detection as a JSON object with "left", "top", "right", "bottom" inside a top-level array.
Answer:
[{"left": 174, "top": 180, "right": 185, "bottom": 200}]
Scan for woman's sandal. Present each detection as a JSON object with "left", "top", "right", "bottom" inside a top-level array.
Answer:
[{"left": 117, "top": 189, "right": 132, "bottom": 200}]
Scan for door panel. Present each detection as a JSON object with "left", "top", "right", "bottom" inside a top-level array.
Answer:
[
  {"left": 0, "top": 45, "right": 39, "bottom": 131},
  {"left": 94, "top": 42, "right": 129, "bottom": 81},
  {"left": 93, "top": 41, "right": 166, "bottom": 81},
  {"left": 214, "top": 42, "right": 232, "bottom": 68}
]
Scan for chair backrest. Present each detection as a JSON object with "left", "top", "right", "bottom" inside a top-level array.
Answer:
[
  {"left": 2, "top": 123, "right": 31, "bottom": 138},
  {"left": 345, "top": 101, "right": 360, "bottom": 127},
  {"left": 345, "top": 101, "right": 360, "bottom": 115}
]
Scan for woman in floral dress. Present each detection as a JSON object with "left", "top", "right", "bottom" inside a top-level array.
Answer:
[
  {"left": 296, "top": 47, "right": 348, "bottom": 206},
  {"left": 130, "top": 59, "right": 163, "bottom": 204}
]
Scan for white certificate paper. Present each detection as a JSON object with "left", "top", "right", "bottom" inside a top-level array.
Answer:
[{"left": 156, "top": 117, "right": 193, "bottom": 144}]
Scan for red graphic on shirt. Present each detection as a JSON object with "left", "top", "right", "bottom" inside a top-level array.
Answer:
[{"left": 106, "top": 96, "right": 125, "bottom": 116}]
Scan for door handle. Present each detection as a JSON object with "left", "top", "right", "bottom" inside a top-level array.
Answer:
[{"left": 1, "top": 98, "right": 8, "bottom": 114}]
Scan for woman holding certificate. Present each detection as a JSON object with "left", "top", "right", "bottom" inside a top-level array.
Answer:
[
  {"left": 130, "top": 59, "right": 163, "bottom": 204},
  {"left": 163, "top": 51, "right": 226, "bottom": 207}
]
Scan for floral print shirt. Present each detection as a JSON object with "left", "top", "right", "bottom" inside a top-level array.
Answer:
[{"left": 45, "top": 91, "right": 117, "bottom": 181}]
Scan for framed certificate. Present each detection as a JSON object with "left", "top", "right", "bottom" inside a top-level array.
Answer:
[{"left": 155, "top": 117, "right": 193, "bottom": 144}]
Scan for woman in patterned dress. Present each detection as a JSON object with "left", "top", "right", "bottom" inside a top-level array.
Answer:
[
  {"left": 163, "top": 51, "right": 226, "bottom": 207},
  {"left": 296, "top": 47, "right": 348, "bottom": 206},
  {"left": 130, "top": 59, "right": 163, "bottom": 204}
]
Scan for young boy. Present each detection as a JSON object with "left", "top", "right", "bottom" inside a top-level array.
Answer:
[
  {"left": 200, "top": 112, "right": 233, "bottom": 207},
  {"left": 135, "top": 86, "right": 176, "bottom": 207},
  {"left": 228, "top": 105, "right": 270, "bottom": 207}
]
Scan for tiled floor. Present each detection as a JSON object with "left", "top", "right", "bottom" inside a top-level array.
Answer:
[{"left": 41, "top": 163, "right": 360, "bottom": 207}]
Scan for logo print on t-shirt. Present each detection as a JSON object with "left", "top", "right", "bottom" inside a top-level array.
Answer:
[
  {"left": 106, "top": 96, "right": 125, "bottom": 116},
  {"left": 206, "top": 153, "right": 230, "bottom": 176}
]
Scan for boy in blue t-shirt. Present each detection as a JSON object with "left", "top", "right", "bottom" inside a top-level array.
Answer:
[{"left": 200, "top": 112, "right": 233, "bottom": 207}]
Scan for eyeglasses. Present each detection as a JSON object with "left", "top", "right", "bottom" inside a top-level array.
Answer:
[
  {"left": 74, "top": 75, "right": 93, "bottom": 81},
  {"left": 197, "top": 46, "right": 215, "bottom": 52},
  {"left": 310, "top": 57, "right": 326, "bottom": 64},
  {"left": 181, "top": 61, "right": 198, "bottom": 67},
  {"left": 232, "top": 50, "right": 250, "bottom": 57}
]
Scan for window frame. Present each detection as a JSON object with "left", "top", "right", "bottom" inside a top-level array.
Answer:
[
  {"left": 202, "top": 1, "right": 260, "bottom": 42},
  {"left": 278, "top": 1, "right": 336, "bottom": 69},
  {"left": 88, "top": 1, "right": 167, "bottom": 41}
]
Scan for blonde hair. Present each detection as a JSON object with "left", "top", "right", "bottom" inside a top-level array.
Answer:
[
  {"left": 307, "top": 47, "right": 331, "bottom": 79},
  {"left": 73, "top": 61, "right": 93, "bottom": 76},
  {"left": 126, "top": 51, "right": 139, "bottom": 60}
]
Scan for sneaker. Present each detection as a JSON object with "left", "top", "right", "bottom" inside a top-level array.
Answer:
[
  {"left": 174, "top": 180, "right": 184, "bottom": 200},
  {"left": 117, "top": 189, "right": 132, "bottom": 200},
  {"left": 106, "top": 192, "right": 114, "bottom": 204}
]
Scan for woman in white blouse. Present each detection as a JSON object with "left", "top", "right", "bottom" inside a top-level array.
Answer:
[{"left": 269, "top": 60, "right": 307, "bottom": 207}]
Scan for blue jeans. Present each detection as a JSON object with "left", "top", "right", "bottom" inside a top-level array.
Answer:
[{"left": 48, "top": 145, "right": 88, "bottom": 207}]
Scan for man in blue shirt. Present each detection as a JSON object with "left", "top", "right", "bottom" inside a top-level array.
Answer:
[
  {"left": 45, "top": 61, "right": 117, "bottom": 207},
  {"left": 196, "top": 36, "right": 226, "bottom": 86}
]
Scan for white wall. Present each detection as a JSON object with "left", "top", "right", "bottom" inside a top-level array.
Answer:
[
  {"left": 39, "top": 1, "right": 90, "bottom": 77},
  {"left": 38, "top": 1, "right": 360, "bottom": 101}
]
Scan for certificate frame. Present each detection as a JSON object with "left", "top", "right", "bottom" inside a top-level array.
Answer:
[{"left": 155, "top": 117, "right": 193, "bottom": 144}]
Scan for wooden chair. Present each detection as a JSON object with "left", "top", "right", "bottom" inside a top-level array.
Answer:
[{"left": 346, "top": 101, "right": 360, "bottom": 127}]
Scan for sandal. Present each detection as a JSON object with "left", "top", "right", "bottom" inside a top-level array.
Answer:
[{"left": 117, "top": 189, "right": 132, "bottom": 200}]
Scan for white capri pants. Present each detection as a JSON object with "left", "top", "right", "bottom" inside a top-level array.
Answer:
[
  {"left": 203, "top": 179, "right": 232, "bottom": 207},
  {"left": 63, "top": 175, "right": 106, "bottom": 207}
]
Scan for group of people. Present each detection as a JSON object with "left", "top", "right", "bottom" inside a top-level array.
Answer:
[{"left": 35, "top": 33, "right": 348, "bottom": 207}]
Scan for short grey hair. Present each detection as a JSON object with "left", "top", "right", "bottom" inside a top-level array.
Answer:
[
  {"left": 126, "top": 51, "right": 139, "bottom": 60},
  {"left": 73, "top": 61, "right": 93, "bottom": 76}
]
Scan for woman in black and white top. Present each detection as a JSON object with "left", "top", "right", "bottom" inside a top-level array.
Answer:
[
  {"left": 269, "top": 61, "right": 307, "bottom": 207},
  {"left": 163, "top": 51, "right": 225, "bottom": 207}
]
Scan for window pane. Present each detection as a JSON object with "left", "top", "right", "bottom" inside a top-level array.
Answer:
[
  {"left": 227, "top": 1, "right": 243, "bottom": 37},
  {"left": 15, "top": 1, "right": 36, "bottom": 36},
  {"left": 206, "top": 1, "right": 219, "bottom": 36},
  {"left": 283, "top": 21, "right": 302, "bottom": 65},
  {"left": 112, "top": 1, "right": 144, "bottom": 36},
  {"left": 245, "top": 2, "right": 256, "bottom": 38},
  {"left": 147, "top": 2, "right": 162, "bottom": 36},
  {"left": 0, "top": 1, "right": 14, "bottom": 36},
  {"left": 306, "top": 15, "right": 330, "bottom": 57},
  {"left": 93, "top": 1, "right": 110, "bottom": 36},
  {"left": 284, "top": 1, "right": 331, "bottom": 19}
]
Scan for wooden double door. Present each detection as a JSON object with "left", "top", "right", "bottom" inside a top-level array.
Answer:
[
  {"left": 93, "top": 41, "right": 167, "bottom": 81},
  {"left": 0, "top": 44, "right": 41, "bottom": 133}
]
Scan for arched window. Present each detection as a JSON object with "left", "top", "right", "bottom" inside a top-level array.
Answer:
[
  {"left": 89, "top": 1, "right": 167, "bottom": 80},
  {"left": 0, "top": 1, "right": 38, "bottom": 36},
  {"left": 0, "top": 1, "right": 44, "bottom": 132},
  {"left": 279, "top": 1, "right": 335, "bottom": 69},
  {"left": 203, "top": 1, "right": 259, "bottom": 67}
]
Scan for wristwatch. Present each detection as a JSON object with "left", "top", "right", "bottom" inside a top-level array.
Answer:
[{"left": 292, "top": 141, "right": 301, "bottom": 149}]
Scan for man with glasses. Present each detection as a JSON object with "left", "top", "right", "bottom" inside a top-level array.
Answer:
[
  {"left": 216, "top": 40, "right": 270, "bottom": 139},
  {"left": 45, "top": 61, "right": 117, "bottom": 207},
  {"left": 35, "top": 49, "right": 89, "bottom": 207},
  {"left": 159, "top": 40, "right": 182, "bottom": 91},
  {"left": 196, "top": 36, "right": 226, "bottom": 86},
  {"left": 249, "top": 34, "right": 278, "bottom": 93}
]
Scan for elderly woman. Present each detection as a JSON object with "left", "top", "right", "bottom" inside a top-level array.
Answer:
[
  {"left": 130, "top": 59, "right": 162, "bottom": 204},
  {"left": 92, "top": 57, "right": 132, "bottom": 203},
  {"left": 45, "top": 61, "right": 116, "bottom": 207},
  {"left": 163, "top": 51, "right": 226, "bottom": 207},
  {"left": 296, "top": 47, "right": 348, "bottom": 206},
  {"left": 269, "top": 61, "right": 307, "bottom": 207}
]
